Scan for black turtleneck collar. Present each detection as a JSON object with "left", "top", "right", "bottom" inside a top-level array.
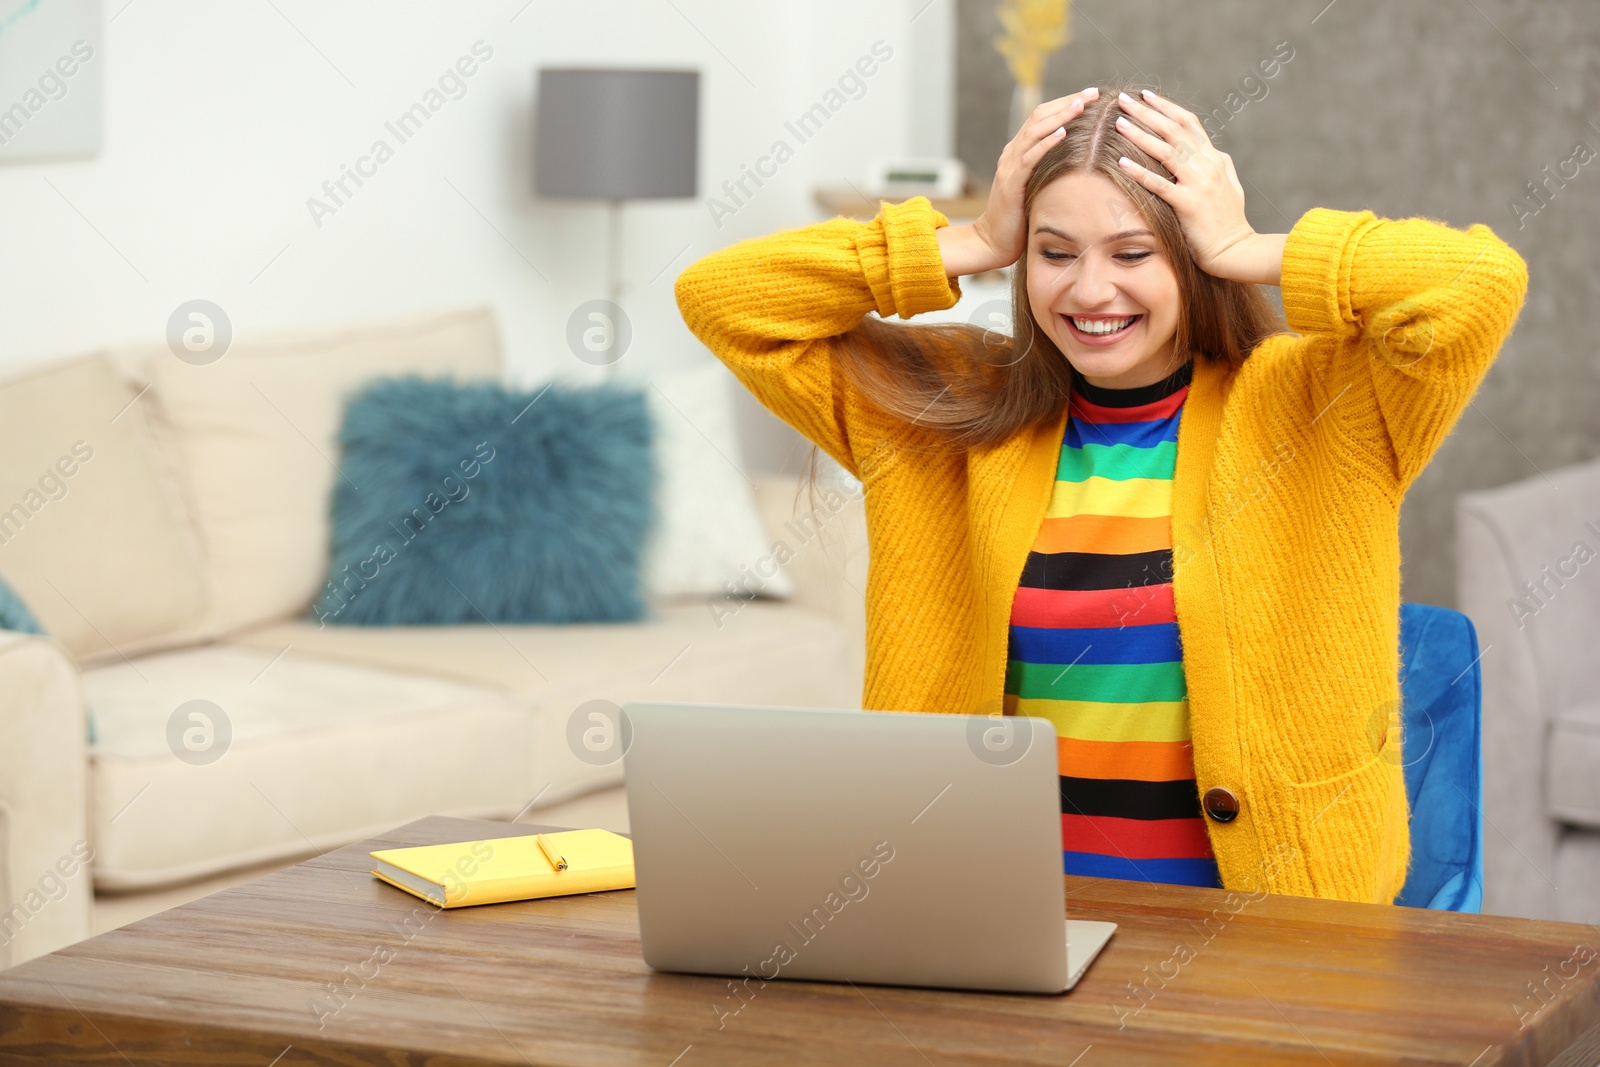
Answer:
[{"left": 1072, "top": 358, "right": 1193, "bottom": 409}]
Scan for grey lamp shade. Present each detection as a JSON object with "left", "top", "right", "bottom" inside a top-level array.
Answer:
[{"left": 534, "top": 68, "right": 699, "bottom": 200}]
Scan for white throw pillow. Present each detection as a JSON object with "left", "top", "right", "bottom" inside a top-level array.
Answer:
[{"left": 632, "top": 361, "right": 795, "bottom": 601}]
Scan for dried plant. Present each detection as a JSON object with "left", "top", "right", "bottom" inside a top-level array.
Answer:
[{"left": 994, "top": 0, "right": 1073, "bottom": 93}]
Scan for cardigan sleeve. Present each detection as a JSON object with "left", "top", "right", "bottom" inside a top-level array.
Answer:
[
  {"left": 673, "top": 197, "right": 963, "bottom": 478},
  {"left": 1278, "top": 208, "right": 1530, "bottom": 491}
]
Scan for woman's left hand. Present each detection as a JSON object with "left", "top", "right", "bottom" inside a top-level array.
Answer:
[{"left": 1113, "top": 89, "right": 1281, "bottom": 285}]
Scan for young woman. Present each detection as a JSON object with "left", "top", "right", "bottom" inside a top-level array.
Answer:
[{"left": 674, "top": 82, "right": 1528, "bottom": 904}]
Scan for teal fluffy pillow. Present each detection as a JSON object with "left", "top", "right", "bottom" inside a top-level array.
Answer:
[
  {"left": 311, "top": 377, "right": 657, "bottom": 625},
  {"left": 0, "top": 574, "right": 42, "bottom": 635}
]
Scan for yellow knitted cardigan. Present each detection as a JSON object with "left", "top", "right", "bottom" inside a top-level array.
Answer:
[{"left": 674, "top": 196, "right": 1528, "bottom": 904}]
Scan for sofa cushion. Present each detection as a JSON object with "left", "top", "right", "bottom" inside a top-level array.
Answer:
[
  {"left": 0, "top": 354, "right": 208, "bottom": 663},
  {"left": 205, "top": 603, "right": 855, "bottom": 885},
  {"left": 82, "top": 645, "right": 542, "bottom": 889},
  {"left": 1548, "top": 702, "right": 1600, "bottom": 831},
  {"left": 228, "top": 598, "right": 859, "bottom": 720},
  {"left": 312, "top": 377, "right": 657, "bottom": 625},
  {"left": 113, "top": 306, "right": 502, "bottom": 638}
]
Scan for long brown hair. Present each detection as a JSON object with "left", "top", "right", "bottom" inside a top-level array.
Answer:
[{"left": 802, "top": 79, "right": 1284, "bottom": 499}]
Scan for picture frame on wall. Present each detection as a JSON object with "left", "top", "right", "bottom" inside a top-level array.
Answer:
[{"left": 0, "top": 0, "right": 103, "bottom": 164}]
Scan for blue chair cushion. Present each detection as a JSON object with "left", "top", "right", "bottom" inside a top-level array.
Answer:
[{"left": 1395, "top": 602, "right": 1484, "bottom": 912}]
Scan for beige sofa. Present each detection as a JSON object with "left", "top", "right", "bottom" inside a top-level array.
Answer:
[
  {"left": 1458, "top": 457, "right": 1600, "bottom": 924},
  {"left": 0, "top": 306, "right": 867, "bottom": 968}
]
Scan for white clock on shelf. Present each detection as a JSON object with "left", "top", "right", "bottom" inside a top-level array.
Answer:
[{"left": 863, "top": 157, "right": 968, "bottom": 200}]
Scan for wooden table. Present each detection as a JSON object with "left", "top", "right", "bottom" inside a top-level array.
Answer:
[{"left": 2, "top": 815, "right": 1598, "bottom": 1066}]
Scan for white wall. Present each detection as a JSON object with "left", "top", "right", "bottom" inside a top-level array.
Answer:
[{"left": 0, "top": 0, "right": 952, "bottom": 469}]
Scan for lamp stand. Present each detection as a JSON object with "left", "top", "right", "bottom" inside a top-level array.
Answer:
[{"left": 603, "top": 199, "right": 625, "bottom": 376}]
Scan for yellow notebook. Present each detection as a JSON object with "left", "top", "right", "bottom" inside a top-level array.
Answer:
[{"left": 369, "top": 829, "right": 634, "bottom": 908}]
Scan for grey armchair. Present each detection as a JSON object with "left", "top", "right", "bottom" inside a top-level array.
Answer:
[{"left": 1457, "top": 457, "right": 1600, "bottom": 923}]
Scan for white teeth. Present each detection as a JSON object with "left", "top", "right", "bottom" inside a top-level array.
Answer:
[{"left": 1070, "top": 315, "right": 1137, "bottom": 335}]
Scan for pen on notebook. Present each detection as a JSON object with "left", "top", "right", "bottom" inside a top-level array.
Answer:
[{"left": 536, "top": 834, "right": 568, "bottom": 871}]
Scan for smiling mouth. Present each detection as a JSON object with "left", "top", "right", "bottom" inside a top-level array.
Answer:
[{"left": 1064, "top": 314, "right": 1142, "bottom": 340}]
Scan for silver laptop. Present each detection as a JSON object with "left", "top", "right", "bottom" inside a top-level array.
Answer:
[{"left": 621, "top": 701, "right": 1116, "bottom": 994}]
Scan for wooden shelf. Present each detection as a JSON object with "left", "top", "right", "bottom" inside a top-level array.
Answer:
[{"left": 813, "top": 180, "right": 990, "bottom": 221}]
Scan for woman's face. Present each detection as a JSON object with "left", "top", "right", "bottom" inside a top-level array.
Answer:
[{"left": 1026, "top": 171, "right": 1183, "bottom": 390}]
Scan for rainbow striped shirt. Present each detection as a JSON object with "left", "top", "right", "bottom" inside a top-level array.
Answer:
[{"left": 1003, "top": 359, "right": 1221, "bottom": 888}]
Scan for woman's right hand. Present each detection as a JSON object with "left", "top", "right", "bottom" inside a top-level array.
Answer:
[{"left": 937, "top": 87, "right": 1099, "bottom": 278}]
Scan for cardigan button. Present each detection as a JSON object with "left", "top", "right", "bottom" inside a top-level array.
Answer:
[{"left": 1202, "top": 786, "right": 1241, "bottom": 823}]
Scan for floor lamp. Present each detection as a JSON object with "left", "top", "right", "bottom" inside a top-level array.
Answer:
[{"left": 534, "top": 68, "right": 700, "bottom": 373}]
